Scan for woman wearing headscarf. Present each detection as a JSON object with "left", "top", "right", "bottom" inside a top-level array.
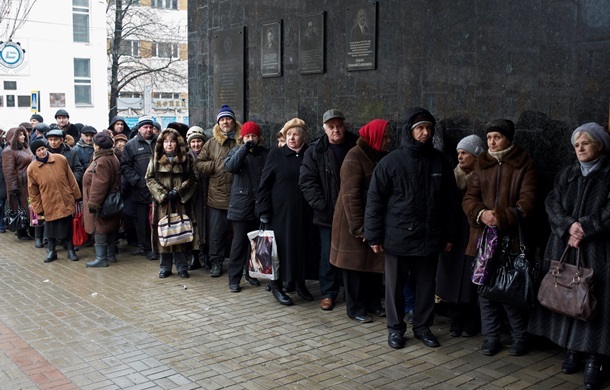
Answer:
[
  {"left": 2, "top": 126, "right": 34, "bottom": 240},
  {"left": 436, "top": 134, "right": 486, "bottom": 337},
  {"left": 27, "top": 139, "right": 81, "bottom": 262},
  {"left": 330, "top": 119, "right": 392, "bottom": 323},
  {"left": 462, "top": 119, "right": 536, "bottom": 357},
  {"left": 146, "top": 128, "right": 197, "bottom": 278},
  {"left": 528, "top": 123, "right": 610, "bottom": 390},
  {"left": 257, "top": 118, "right": 317, "bottom": 306},
  {"left": 82, "top": 133, "right": 122, "bottom": 267},
  {"left": 185, "top": 126, "right": 210, "bottom": 271}
]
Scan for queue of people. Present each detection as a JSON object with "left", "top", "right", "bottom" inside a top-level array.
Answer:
[{"left": 1, "top": 105, "right": 608, "bottom": 390}]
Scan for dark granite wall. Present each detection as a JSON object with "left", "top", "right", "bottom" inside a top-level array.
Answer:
[{"left": 188, "top": 0, "right": 610, "bottom": 181}]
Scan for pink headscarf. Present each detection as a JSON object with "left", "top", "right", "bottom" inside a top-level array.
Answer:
[{"left": 358, "top": 119, "right": 390, "bottom": 152}]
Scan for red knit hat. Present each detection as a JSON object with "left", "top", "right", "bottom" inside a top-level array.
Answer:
[{"left": 241, "top": 121, "right": 261, "bottom": 137}]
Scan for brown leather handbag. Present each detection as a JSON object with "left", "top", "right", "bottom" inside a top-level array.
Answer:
[{"left": 537, "top": 246, "right": 596, "bottom": 321}]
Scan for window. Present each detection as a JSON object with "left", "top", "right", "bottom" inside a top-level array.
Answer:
[
  {"left": 17, "top": 96, "right": 30, "bottom": 107},
  {"left": 119, "top": 40, "right": 140, "bottom": 57},
  {"left": 73, "top": 0, "right": 90, "bottom": 43},
  {"left": 153, "top": 92, "right": 180, "bottom": 99},
  {"left": 151, "top": 0, "right": 177, "bottom": 10},
  {"left": 74, "top": 58, "right": 91, "bottom": 105},
  {"left": 6, "top": 95, "right": 15, "bottom": 107},
  {"left": 151, "top": 42, "right": 179, "bottom": 58},
  {"left": 3, "top": 81, "right": 16, "bottom": 90},
  {"left": 119, "top": 92, "right": 142, "bottom": 98}
]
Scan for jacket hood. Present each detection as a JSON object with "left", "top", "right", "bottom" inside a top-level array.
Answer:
[
  {"left": 400, "top": 107, "right": 436, "bottom": 154},
  {"left": 109, "top": 116, "right": 130, "bottom": 133},
  {"left": 212, "top": 122, "right": 242, "bottom": 145}
]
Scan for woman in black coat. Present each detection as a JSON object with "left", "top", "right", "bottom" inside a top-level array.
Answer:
[
  {"left": 528, "top": 122, "right": 610, "bottom": 390},
  {"left": 257, "top": 118, "right": 317, "bottom": 306},
  {"left": 225, "top": 121, "right": 269, "bottom": 292}
]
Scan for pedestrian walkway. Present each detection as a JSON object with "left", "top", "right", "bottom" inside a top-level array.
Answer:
[{"left": 0, "top": 233, "right": 598, "bottom": 389}]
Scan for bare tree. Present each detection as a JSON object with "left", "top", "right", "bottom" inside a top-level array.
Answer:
[
  {"left": 0, "top": 0, "right": 38, "bottom": 41},
  {"left": 107, "top": 0, "right": 186, "bottom": 123}
]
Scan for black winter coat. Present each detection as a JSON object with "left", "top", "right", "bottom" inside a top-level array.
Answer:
[
  {"left": 528, "top": 156, "right": 610, "bottom": 356},
  {"left": 299, "top": 131, "right": 358, "bottom": 227},
  {"left": 120, "top": 133, "right": 157, "bottom": 204},
  {"left": 0, "top": 146, "right": 6, "bottom": 199},
  {"left": 225, "top": 143, "right": 269, "bottom": 221},
  {"left": 365, "top": 130, "right": 457, "bottom": 257},
  {"left": 257, "top": 145, "right": 319, "bottom": 282}
]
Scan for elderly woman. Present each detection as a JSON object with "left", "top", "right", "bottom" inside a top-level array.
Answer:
[
  {"left": 257, "top": 118, "right": 317, "bottom": 305},
  {"left": 330, "top": 119, "right": 392, "bottom": 323},
  {"left": 2, "top": 126, "right": 33, "bottom": 240},
  {"left": 27, "top": 139, "right": 82, "bottom": 262},
  {"left": 462, "top": 119, "right": 536, "bottom": 357},
  {"left": 528, "top": 123, "right": 610, "bottom": 390},
  {"left": 146, "top": 128, "right": 197, "bottom": 278},
  {"left": 437, "top": 134, "right": 486, "bottom": 337},
  {"left": 185, "top": 126, "right": 210, "bottom": 271},
  {"left": 82, "top": 133, "right": 122, "bottom": 267}
]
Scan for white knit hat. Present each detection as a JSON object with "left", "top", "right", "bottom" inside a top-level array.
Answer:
[{"left": 456, "top": 134, "right": 485, "bottom": 157}]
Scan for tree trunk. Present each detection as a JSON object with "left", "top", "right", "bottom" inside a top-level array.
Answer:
[{"left": 108, "top": 0, "right": 123, "bottom": 124}]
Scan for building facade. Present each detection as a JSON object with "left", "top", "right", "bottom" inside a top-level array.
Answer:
[
  {"left": 0, "top": 0, "right": 108, "bottom": 130},
  {"left": 109, "top": 0, "right": 189, "bottom": 129}
]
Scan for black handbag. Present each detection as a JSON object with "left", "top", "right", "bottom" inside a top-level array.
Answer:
[
  {"left": 4, "top": 195, "right": 29, "bottom": 232},
  {"left": 478, "top": 207, "right": 536, "bottom": 309},
  {"left": 97, "top": 189, "right": 123, "bottom": 219}
]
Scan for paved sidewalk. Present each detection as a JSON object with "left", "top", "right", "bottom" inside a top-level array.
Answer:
[{"left": 0, "top": 232, "right": 597, "bottom": 389}]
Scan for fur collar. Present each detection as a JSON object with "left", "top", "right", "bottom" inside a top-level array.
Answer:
[{"left": 212, "top": 122, "right": 242, "bottom": 145}]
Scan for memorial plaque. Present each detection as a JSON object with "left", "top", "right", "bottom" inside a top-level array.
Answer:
[
  {"left": 346, "top": 3, "right": 377, "bottom": 71},
  {"left": 261, "top": 21, "right": 282, "bottom": 78},
  {"left": 299, "top": 12, "right": 325, "bottom": 74},
  {"left": 213, "top": 26, "right": 245, "bottom": 122}
]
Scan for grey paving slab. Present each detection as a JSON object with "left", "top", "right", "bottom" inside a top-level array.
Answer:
[{"left": 0, "top": 234, "right": 605, "bottom": 389}]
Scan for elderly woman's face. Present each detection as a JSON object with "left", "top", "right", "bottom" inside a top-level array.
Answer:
[
  {"left": 574, "top": 133, "right": 602, "bottom": 163},
  {"left": 457, "top": 149, "right": 477, "bottom": 171},
  {"left": 163, "top": 137, "right": 177, "bottom": 154},
  {"left": 189, "top": 138, "right": 204, "bottom": 152},
  {"left": 35, "top": 146, "right": 48, "bottom": 159},
  {"left": 486, "top": 131, "right": 510, "bottom": 152},
  {"left": 286, "top": 128, "right": 305, "bottom": 149}
]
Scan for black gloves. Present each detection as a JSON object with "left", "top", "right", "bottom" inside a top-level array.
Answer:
[
  {"left": 10, "top": 189, "right": 20, "bottom": 196},
  {"left": 38, "top": 211, "right": 44, "bottom": 216},
  {"left": 245, "top": 140, "right": 257, "bottom": 151},
  {"left": 167, "top": 189, "right": 180, "bottom": 202},
  {"left": 260, "top": 214, "right": 270, "bottom": 224},
  {"left": 89, "top": 208, "right": 97, "bottom": 214}
]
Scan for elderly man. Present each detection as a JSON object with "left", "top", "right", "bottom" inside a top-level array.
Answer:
[
  {"left": 120, "top": 115, "right": 158, "bottom": 260},
  {"left": 195, "top": 105, "right": 241, "bottom": 277},
  {"left": 299, "top": 109, "right": 358, "bottom": 310},
  {"left": 365, "top": 107, "right": 457, "bottom": 350},
  {"left": 53, "top": 109, "right": 80, "bottom": 142}
]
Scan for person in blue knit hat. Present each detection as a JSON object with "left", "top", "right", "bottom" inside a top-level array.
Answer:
[{"left": 194, "top": 105, "right": 242, "bottom": 277}]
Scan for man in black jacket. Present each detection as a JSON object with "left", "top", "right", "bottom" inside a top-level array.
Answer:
[
  {"left": 120, "top": 115, "right": 158, "bottom": 260},
  {"left": 299, "top": 109, "right": 358, "bottom": 311},
  {"left": 365, "top": 107, "right": 457, "bottom": 350}
]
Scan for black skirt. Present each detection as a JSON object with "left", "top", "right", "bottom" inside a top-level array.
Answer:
[{"left": 45, "top": 216, "right": 72, "bottom": 239}]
